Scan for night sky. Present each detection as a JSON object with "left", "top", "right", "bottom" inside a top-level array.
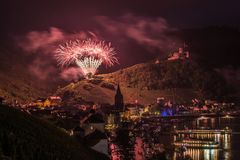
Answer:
[
  {"left": 0, "top": 0, "right": 240, "bottom": 79},
  {"left": 1, "top": 0, "right": 240, "bottom": 33}
]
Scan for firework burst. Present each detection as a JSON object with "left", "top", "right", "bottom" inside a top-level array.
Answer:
[{"left": 55, "top": 39, "right": 118, "bottom": 78}]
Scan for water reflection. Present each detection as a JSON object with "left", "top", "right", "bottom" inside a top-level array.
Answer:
[
  {"left": 134, "top": 137, "right": 144, "bottom": 160},
  {"left": 108, "top": 117, "right": 239, "bottom": 160},
  {"left": 173, "top": 132, "right": 231, "bottom": 160},
  {"left": 110, "top": 143, "right": 121, "bottom": 160},
  {"left": 173, "top": 148, "right": 219, "bottom": 160}
]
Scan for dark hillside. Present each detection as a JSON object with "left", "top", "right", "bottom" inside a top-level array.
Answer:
[{"left": 0, "top": 105, "right": 108, "bottom": 160}]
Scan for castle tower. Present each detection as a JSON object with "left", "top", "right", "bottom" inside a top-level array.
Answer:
[{"left": 114, "top": 84, "right": 124, "bottom": 112}]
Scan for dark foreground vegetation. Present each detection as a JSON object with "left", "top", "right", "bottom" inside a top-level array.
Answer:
[{"left": 0, "top": 105, "right": 108, "bottom": 160}]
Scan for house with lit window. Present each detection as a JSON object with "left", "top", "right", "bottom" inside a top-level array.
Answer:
[{"left": 81, "top": 113, "right": 105, "bottom": 136}]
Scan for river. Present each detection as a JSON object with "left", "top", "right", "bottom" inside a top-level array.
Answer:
[{"left": 108, "top": 116, "right": 240, "bottom": 160}]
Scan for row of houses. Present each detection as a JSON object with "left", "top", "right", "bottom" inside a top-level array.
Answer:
[{"left": 33, "top": 96, "right": 62, "bottom": 108}]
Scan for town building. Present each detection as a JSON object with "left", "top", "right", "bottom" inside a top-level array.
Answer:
[
  {"left": 33, "top": 96, "right": 62, "bottom": 108},
  {"left": 71, "top": 126, "right": 85, "bottom": 137},
  {"left": 90, "top": 131, "right": 108, "bottom": 156},
  {"left": 105, "top": 84, "right": 125, "bottom": 130},
  {"left": 114, "top": 84, "right": 125, "bottom": 112},
  {"left": 82, "top": 113, "right": 105, "bottom": 136}
]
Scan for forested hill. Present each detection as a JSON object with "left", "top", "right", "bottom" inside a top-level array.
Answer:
[{"left": 57, "top": 60, "right": 236, "bottom": 106}]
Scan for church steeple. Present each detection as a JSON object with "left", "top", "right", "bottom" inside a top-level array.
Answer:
[
  {"left": 114, "top": 84, "right": 124, "bottom": 112},
  {"left": 116, "top": 84, "right": 122, "bottom": 95}
]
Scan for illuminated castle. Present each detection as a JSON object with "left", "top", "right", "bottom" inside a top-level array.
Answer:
[{"left": 168, "top": 47, "right": 190, "bottom": 61}]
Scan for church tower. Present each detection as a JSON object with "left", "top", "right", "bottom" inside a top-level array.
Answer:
[{"left": 114, "top": 84, "right": 124, "bottom": 112}]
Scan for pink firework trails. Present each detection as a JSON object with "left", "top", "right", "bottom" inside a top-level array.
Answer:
[{"left": 55, "top": 39, "right": 118, "bottom": 78}]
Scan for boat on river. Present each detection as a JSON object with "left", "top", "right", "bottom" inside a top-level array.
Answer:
[
  {"left": 174, "top": 139, "right": 220, "bottom": 149},
  {"left": 173, "top": 129, "right": 232, "bottom": 135}
]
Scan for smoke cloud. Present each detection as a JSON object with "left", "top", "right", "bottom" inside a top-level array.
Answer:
[
  {"left": 17, "top": 27, "right": 64, "bottom": 53},
  {"left": 60, "top": 67, "right": 83, "bottom": 81},
  {"left": 16, "top": 14, "right": 182, "bottom": 81},
  {"left": 29, "top": 58, "right": 56, "bottom": 80},
  {"left": 16, "top": 27, "right": 97, "bottom": 81},
  {"left": 17, "top": 27, "right": 95, "bottom": 55},
  {"left": 95, "top": 14, "right": 182, "bottom": 53}
]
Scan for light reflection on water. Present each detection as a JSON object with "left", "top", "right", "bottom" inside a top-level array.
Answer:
[
  {"left": 173, "top": 133, "right": 231, "bottom": 160},
  {"left": 108, "top": 117, "right": 240, "bottom": 160},
  {"left": 134, "top": 137, "right": 145, "bottom": 160},
  {"left": 173, "top": 148, "right": 219, "bottom": 160}
]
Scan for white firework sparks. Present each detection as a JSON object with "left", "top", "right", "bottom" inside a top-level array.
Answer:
[
  {"left": 55, "top": 39, "right": 118, "bottom": 78},
  {"left": 76, "top": 57, "right": 102, "bottom": 76}
]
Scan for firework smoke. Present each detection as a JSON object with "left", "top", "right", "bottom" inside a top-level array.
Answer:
[{"left": 55, "top": 39, "right": 118, "bottom": 78}]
